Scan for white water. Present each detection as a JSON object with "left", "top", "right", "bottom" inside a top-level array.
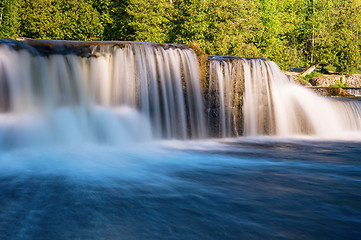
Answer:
[
  {"left": 0, "top": 42, "right": 206, "bottom": 149},
  {"left": 208, "top": 59, "right": 244, "bottom": 137},
  {"left": 1, "top": 41, "right": 361, "bottom": 240},
  {"left": 1, "top": 41, "right": 361, "bottom": 151},
  {"left": 343, "top": 88, "right": 361, "bottom": 97},
  {"left": 209, "top": 58, "right": 361, "bottom": 139}
]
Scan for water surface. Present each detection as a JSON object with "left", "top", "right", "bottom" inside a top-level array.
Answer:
[{"left": 0, "top": 138, "right": 360, "bottom": 240}]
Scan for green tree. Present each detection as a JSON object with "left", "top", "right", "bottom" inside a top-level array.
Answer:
[
  {"left": 90, "top": 0, "right": 133, "bottom": 40},
  {"left": 172, "top": 0, "right": 209, "bottom": 48},
  {"left": 126, "top": 0, "right": 173, "bottom": 43},
  {"left": 18, "top": 0, "right": 103, "bottom": 40},
  {"left": 274, "top": 0, "right": 306, "bottom": 68},
  {"left": 172, "top": 0, "right": 261, "bottom": 57},
  {"left": 2, "top": 0, "right": 360, "bottom": 73},
  {"left": 311, "top": 0, "right": 335, "bottom": 65},
  {"left": 0, "top": 0, "right": 20, "bottom": 38},
  {"left": 331, "top": 0, "right": 361, "bottom": 73}
]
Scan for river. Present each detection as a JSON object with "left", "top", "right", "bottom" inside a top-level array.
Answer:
[{"left": 0, "top": 138, "right": 360, "bottom": 240}]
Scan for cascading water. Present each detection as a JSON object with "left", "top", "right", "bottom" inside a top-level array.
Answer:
[
  {"left": 1, "top": 39, "right": 360, "bottom": 147},
  {"left": 208, "top": 57, "right": 361, "bottom": 139},
  {"left": 207, "top": 58, "right": 244, "bottom": 137},
  {"left": 0, "top": 39, "right": 206, "bottom": 149},
  {"left": 343, "top": 88, "right": 361, "bottom": 97},
  {"left": 1, "top": 40, "right": 361, "bottom": 240}
]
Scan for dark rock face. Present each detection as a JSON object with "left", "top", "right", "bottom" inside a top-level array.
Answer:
[{"left": 205, "top": 57, "right": 245, "bottom": 137}]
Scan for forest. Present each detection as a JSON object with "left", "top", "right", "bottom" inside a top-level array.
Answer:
[{"left": 1, "top": 0, "right": 361, "bottom": 73}]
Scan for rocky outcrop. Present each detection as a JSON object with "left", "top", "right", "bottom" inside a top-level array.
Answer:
[
  {"left": 307, "top": 87, "right": 355, "bottom": 97},
  {"left": 310, "top": 74, "right": 361, "bottom": 87},
  {"left": 345, "top": 74, "right": 361, "bottom": 87}
]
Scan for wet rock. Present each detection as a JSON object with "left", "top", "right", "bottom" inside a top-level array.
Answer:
[{"left": 1, "top": 38, "right": 190, "bottom": 57}]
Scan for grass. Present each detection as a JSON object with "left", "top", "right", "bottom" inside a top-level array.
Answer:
[
  {"left": 304, "top": 71, "right": 324, "bottom": 81},
  {"left": 329, "top": 76, "right": 349, "bottom": 88},
  {"left": 297, "top": 70, "right": 324, "bottom": 84},
  {"left": 350, "top": 69, "right": 361, "bottom": 74},
  {"left": 321, "top": 65, "right": 337, "bottom": 74},
  {"left": 289, "top": 63, "right": 361, "bottom": 86}
]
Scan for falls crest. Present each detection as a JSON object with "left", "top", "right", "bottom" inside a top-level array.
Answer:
[
  {"left": 208, "top": 57, "right": 361, "bottom": 138},
  {"left": 0, "top": 40, "right": 361, "bottom": 149},
  {"left": 0, "top": 41, "right": 206, "bottom": 148}
]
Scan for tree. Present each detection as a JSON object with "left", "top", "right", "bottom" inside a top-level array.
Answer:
[
  {"left": 331, "top": 0, "right": 361, "bottom": 73},
  {"left": 126, "top": 0, "right": 173, "bottom": 43},
  {"left": 18, "top": 0, "right": 103, "bottom": 40},
  {"left": 252, "top": 0, "right": 286, "bottom": 65},
  {"left": 172, "top": 0, "right": 261, "bottom": 57},
  {"left": 1, "top": 0, "right": 360, "bottom": 73},
  {"left": 90, "top": 0, "right": 134, "bottom": 40},
  {"left": 311, "top": 0, "right": 335, "bottom": 65},
  {"left": 0, "top": 0, "right": 20, "bottom": 38},
  {"left": 171, "top": 0, "right": 209, "bottom": 48}
]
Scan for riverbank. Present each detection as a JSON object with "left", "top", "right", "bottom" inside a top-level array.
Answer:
[
  {"left": 286, "top": 68, "right": 361, "bottom": 88},
  {"left": 284, "top": 68, "right": 361, "bottom": 97}
]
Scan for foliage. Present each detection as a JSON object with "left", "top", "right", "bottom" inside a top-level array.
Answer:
[
  {"left": 126, "top": 0, "right": 173, "bottom": 43},
  {"left": 330, "top": 0, "right": 361, "bottom": 73},
  {"left": 0, "top": 0, "right": 20, "bottom": 38},
  {"left": 18, "top": 0, "right": 103, "bottom": 40},
  {"left": 329, "top": 76, "right": 350, "bottom": 88},
  {"left": 297, "top": 69, "right": 324, "bottom": 85},
  {"left": 0, "top": 0, "right": 361, "bottom": 73},
  {"left": 173, "top": 0, "right": 261, "bottom": 57},
  {"left": 91, "top": 0, "right": 133, "bottom": 41},
  {"left": 302, "top": 70, "right": 324, "bottom": 82}
]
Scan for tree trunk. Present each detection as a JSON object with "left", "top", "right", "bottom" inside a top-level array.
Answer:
[{"left": 300, "top": 64, "right": 319, "bottom": 77}]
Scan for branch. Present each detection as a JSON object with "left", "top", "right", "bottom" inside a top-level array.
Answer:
[{"left": 300, "top": 64, "right": 319, "bottom": 77}]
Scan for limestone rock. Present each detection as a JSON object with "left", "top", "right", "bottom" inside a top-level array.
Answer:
[{"left": 310, "top": 74, "right": 361, "bottom": 87}]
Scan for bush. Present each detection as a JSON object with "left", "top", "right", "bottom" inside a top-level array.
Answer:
[{"left": 329, "top": 76, "right": 349, "bottom": 88}]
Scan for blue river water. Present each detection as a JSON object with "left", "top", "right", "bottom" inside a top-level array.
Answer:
[{"left": 0, "top": 138, "right": 360, "bottom": 240}]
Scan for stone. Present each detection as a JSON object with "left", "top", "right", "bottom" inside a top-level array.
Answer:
[
  {"left": 307, "top": 87, "right": 355, "bottom": 97},
  {"left": 310, "top": 74, "right": 361, "bottom": 88}
]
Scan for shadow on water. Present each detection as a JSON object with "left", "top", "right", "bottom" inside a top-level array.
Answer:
[{"left": 0, "top": 139, "right": 360, "bottom": 240}]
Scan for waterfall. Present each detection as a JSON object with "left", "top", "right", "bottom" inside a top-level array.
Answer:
[
  {"left": 209, "top": 57, "right": 361, "bottom": 138},
  {"left": 0, "top": 40, "right": 206, "bottom": 149},
  {"left": 343, "top": 88, "right": 361, "bottom": 97},
  {"left": 1, "top": 39, "right": 361, "bottom": 149},
  {"left": 207, "top": 59, "right": 244, "bottom": 137}
]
